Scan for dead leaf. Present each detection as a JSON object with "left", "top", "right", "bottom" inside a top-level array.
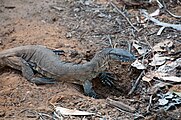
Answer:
[
  {"left": 157, "top": 92, "right": 181, "bottom": 110},
  {"left": 150, "top": 9, "right": 160, "bottom": 17},
  {"left": 161, "top": 76, "right": 181, "bottom": 82},
  {"left": 159, "top": 98, "right": 168, "bottom": 106},
  {"left": 142, "top": 71, "right": 158, "bottom": 82},
  {"left": 142, "top": 71, "right": 170, "bottom": 82},
  {"left": 132, "top": 41, "right": 148, "bottom": 55},
  {"left": 164, "top": 92, "right": 174, "bottom": 99},
  {"left": 169, "top": 85, "right": 181, "bottom": 93},
  {"left": 171, "top": 91, "right": 181, "bottom": 97},
  {"left": 131, "top": 59, "right": 146, "bottom": 69},
  {"left": 153, "top": 40, "right": 173, "bottom": 52},
  {"left": 142, "top": 75, "right": 153, "bottom": 82},
  {"left": 149, "top": 82, "right": 171, "bottom": 94},
  {"left": 157, "top": 58, "right": 181, "bottom": 73},
  {"left": 146, "top": 71, "right": 181, "bottom": 83},
  {"left": 149, "top": 53, "right": 170, "bottom": 66},
  {"left": 153, "top": 82, "right": 171, "bottom": 88}
]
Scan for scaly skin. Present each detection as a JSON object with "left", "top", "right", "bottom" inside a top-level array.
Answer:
[{"left": 0, "top": 45, "right": 136, "bottom": 98}]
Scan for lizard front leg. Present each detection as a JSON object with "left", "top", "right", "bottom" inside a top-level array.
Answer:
[
  {"left": 83, "top": 80, "right": 98, "bottom": 98},
  {"left": 99, "top": 72, "right": 116, "bottom": 87}
]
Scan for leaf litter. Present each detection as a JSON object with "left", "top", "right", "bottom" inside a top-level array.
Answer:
[
  {"left": 51, "top": 0, "right": 181, "bottom": 118},
  {"left": 131, "top": 38, "right": 181, "bottom": 111},
  {"left": 130, "top": 5, "right": 180, "bottom": 112}
]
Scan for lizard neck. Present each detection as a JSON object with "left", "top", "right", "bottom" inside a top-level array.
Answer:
[
  {"left": 83, "top": 48, "right": 112, "bottom": 73},
  {"left": 60, "top": 49, "right": 109, "bottom": 75},
  {"left": 87, "top": 53, "right": 109, "bottom": 72}
]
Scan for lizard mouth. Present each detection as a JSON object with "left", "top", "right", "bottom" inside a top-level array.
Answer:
[
  {"left": 121, "top": 58, "right": 136, "bottom": 62},
  {"left": 119, "top": 55, "right": 136, "bottom": 63}
]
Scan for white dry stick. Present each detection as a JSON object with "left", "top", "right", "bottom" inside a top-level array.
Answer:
[
  {"left": 55, "top": 106, "right": 95, "bottom": 116},
  {"left": 156, "top": 0, "right": 163, "bottom": 8},
  {"left": 166, "top": 10, "right": 181, "bottom": 19},
  {"left": 140, "top": 9, "right": 181, "bottom": 35}
]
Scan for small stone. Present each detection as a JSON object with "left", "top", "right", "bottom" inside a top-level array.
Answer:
[
  {"left": 90, "top": 107, "right": 96, "bottom": 111},
  {"left": 0, "top": 110, "right": 5, "bottom": 117},
  {"left": 66, "top": 32, "right": 72, "bottom": 38},
  {"left": 74, "top": 8, "right": 80, "bottom": 12},
  {"left": 101, "top": 104, "right": 107, "bottom": 109},
  {"left": 0, "top": 38, "right": 2, "bottom": 45}
]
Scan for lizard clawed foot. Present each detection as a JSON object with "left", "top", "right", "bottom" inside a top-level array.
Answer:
[
  {"left": 31, "top": 77, "right": 57, "bottom": 85},
  {"left": 86, "top": 90, "right": 99, "bottom": 99},
  {"left": 83, "top": 80, "right": 99, "bottom": 99},
  {"left": 99, "top": 72, "right": 116, "bottom": 87}
]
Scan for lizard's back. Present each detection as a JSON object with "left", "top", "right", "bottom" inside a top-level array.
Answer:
[{"left": 0, "top": 45, "right": 63, "bottom": 77}]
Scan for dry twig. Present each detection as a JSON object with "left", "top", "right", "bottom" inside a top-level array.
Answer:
[
  {"left": 107, "top": 35, "right": 114, "bottom": 48},
  {"left": 38, "top": 113, "right": 55, "bottom": 120},
  {"left": 146, "top": 95, "right": 153, "bottom": 112},
  {"left": 128, "top": 71, "right": 144, "bottom": 95},
  {"left": 110, "top": 1, "right": 138, "bottom": 32}
]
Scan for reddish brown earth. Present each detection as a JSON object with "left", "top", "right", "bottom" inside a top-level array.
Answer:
[{"left": 0, "top": 0, "right": 180, "bottom": 119}]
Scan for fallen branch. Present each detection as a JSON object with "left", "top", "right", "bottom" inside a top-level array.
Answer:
[
  {"left": 106, "top": 98, "right": 136, "bottom": 113},
  {"left": 140, "top": 9, "right": 181, "bottom": 31},
  {"left": 110, "top": 2, "right": 138, "bottom": 32}
]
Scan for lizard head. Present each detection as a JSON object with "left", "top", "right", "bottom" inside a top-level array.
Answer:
[
  {"left": 89, "top": 48, "right": 136, "bottom": 72},
  {"left": 108, "top": 48, "right": 136, "bottom": 63}
]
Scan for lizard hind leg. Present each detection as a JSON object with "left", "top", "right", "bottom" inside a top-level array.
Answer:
[
  {"left": 6, "top": 56, "right": 56, "bottom": 85},
  {"left": 20, "top": 59, "right": 56, "bottom": 85}
]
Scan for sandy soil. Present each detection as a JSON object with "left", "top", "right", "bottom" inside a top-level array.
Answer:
[{"left": 0, "top": 0, "right": 180, "bottom": 119}]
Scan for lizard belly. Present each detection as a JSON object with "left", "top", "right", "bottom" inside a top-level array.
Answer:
[{"left": 33, "top": 65, "right": 86, "bottom": 85}]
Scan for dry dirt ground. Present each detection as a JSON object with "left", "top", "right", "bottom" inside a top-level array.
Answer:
[{"left": 0, "top": 0, "right": 181, "bottom": 120}]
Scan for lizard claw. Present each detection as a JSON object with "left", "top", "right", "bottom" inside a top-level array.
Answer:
[
  {"left": 99, "top": 72, "right": 116, "bottom": 87},
  {"left": 52, "top": 50, "right": 65, "bottom": 55},
  {"left": 87, "top": 91, "right": 99, "bottom": 99},
  {"left": 83, "top": 80, "right": 99, "bottom": 98}
]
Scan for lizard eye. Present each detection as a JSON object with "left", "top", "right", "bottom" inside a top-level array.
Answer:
[{"left": 118, "top": 55, "right": 123, "bottom": 58}]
